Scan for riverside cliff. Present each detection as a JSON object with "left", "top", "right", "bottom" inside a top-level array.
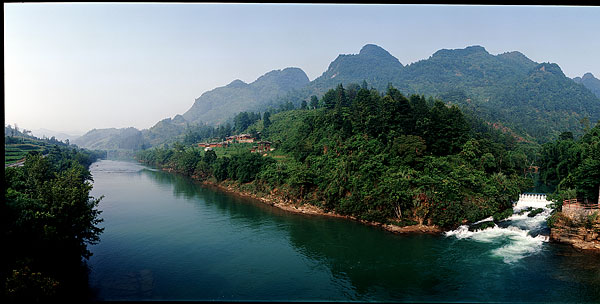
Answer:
[{"left": 549, "top": 203, "right": 600, "bottom": 251}]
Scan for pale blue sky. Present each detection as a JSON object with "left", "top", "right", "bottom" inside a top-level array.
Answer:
[{"left": 5, "top": 3, "right": 600, "bottom": 134}]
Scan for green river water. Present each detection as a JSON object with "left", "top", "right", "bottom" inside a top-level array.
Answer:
[{"left": 88, "top": 160, "right": 600, "bottom": 302}]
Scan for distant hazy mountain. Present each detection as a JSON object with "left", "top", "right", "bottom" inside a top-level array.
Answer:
[
  {"left": 31, "top": 128, "right": 81, "bottom": 142},
  {"left": 182, "top": 67, "right": 310, "bottom": 125},
  {"left": 573, "top": 72, "right": 600, "bottom": 98},
  {"left": 142, "top": 114, "right": 189, "bottom": 147},
  {"left": 72, "top": 127, "right": 146, "bottom": 150},
  {"left": 74, "top": 116, "right": 190, "bottom": 150}
]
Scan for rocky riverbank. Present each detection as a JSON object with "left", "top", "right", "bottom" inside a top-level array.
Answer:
[
  {"left": 198, "top": 178, "right": 442, "bottom": 235},
  {"left": 549, "top": 211, "right": 600, "bottom": 251}
]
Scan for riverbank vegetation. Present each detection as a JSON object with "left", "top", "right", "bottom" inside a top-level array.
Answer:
[
  {"left": 138, "top": 84, "right": 533, "bottom": 228},
  {"left": 540, "top": 123, "right": 600, "bottom": 246},
  {"left": 540, "top": 123, "right": 600, "bottom": 206},
  {"left": 2, "top": 144, "right": 105, "bottom": 302}
]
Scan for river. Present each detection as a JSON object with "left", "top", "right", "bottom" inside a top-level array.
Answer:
[{"left": 88, "top": 160, "right": 600, "bottom": 302}]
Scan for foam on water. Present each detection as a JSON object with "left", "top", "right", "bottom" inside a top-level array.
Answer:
[
  {"left": 445, "top": 194, "right": 553, "bottom": 264},
  {"left": 491, "top": 228, "right": 548, "bottom": 264},
  {"left": 473, "top": 216, "right": 494, "bottom": 225}
]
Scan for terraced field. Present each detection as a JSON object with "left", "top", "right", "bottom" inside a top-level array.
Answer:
[{"left": 4, "top": 138, "right": 48, "bottom": 165}]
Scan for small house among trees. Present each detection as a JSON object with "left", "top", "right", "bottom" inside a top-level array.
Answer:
[
  {"left": 251, "top": 141, "right": 272, "bottom": 153},
  {"left": 226, "top": 134, "right": 255, "bottom": 143},
  {"left": 198, "top": 142, "right": 229, "bottom": 148},
  {"left": 525, "top": 166, "right": 539, "bottom": 174}
]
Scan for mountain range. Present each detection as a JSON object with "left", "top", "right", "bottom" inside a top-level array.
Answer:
[
  {"left": 31, "top": 128, "right": 82, "bottom": 142},
  {"left": 73, "top": 127, "right": 145, "bottom": 150},
  {"left": 73, "top": 44, "right": 600, "bottom": 150}
]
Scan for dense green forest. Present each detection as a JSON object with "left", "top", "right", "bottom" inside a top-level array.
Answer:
[
  {"left": 539, "top": 123, "right": 600, "bottom": 204},
  {"left": 2, "top": 143, "right": 105, "bottom": 301},
  {"left": 138, "top": 84, "right": 534, "bottom": 228}
]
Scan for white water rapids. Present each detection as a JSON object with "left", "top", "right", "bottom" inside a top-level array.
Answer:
[{"left": 445, "top": 194, "right": 554, "bottom": 264}]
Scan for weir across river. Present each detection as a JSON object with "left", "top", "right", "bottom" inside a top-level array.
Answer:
[
  {"left": 516, "top": 193, "right": 552, "bottom": 209},
  {"left": 516, "top": 192, "right": 599, "bottom": 222}
]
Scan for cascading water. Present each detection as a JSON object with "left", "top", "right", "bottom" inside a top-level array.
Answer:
[{"left": 445, "top": 193, "right": 554, "bottom": 264}]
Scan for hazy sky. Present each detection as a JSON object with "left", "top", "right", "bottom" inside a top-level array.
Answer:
[{"left": 5, "top": 3, "right": 600, "bottom": 134}]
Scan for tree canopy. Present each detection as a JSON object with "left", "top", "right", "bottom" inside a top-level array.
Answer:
[{"left": 3, "top": 145, "right": 104, "bottom": 301}]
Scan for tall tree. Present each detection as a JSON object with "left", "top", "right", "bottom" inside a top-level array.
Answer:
[
  {"left": 300, "top": 100, "right": 308, "bottom": 110},
  {"left": 309, "top": 95, "right": 319, "bottom": 109},
  {"left": 322, "top": 90, "right": 337, "bottom": 109},
  {"left": 335, "top": 84, "right": 348, "bottom": 108},
  {"left": 263, "top": 111, "right": 272, "bottom": 129}
]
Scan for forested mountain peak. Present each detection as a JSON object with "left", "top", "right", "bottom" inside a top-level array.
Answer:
[
  {"left": 227, "top": 79, "right": 248, "bottom": 88},
  {"left": 573, "top": 72, "right": 600, "bottom": 98},
  {"left": 326, "top": 43, "right": 403, "bottom": 68},
  {"left": 252, "top": 67, "right": 310, "bottom": 91},
  {"left": 311, "top": 44, "right": 403, "bottom": 90},
  {"left": 429, "top": 45, "right": 488, "bottom": 59},
  {"left": 358, "top": 44, "right": 401, "bottom": 63},
  {"left": 573, "top": 72, "right": 599, "bottom": 83},
  {"left": 72, "top": 127, "right": 146, "bottom": 150},
  {"left": 172, "top": 114, "right": 187, "bottom": 124},
  {"left": 400, "top": 45, "right": 530, "bottom": 94},
  {"left": 496, "top": 51, "right": 537, "bottom": 71},
  {"left": 497, "top": 50, "right": 529, "bottom": 59},
  {"left": 582, "top": 72, "right": 596, "bottom": 80},
  {"left": 530, "top": 62, "right": 566, "bottom": 77},
  {"left": 181, "top": 67, "right": 309, "bottom": 126}
]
